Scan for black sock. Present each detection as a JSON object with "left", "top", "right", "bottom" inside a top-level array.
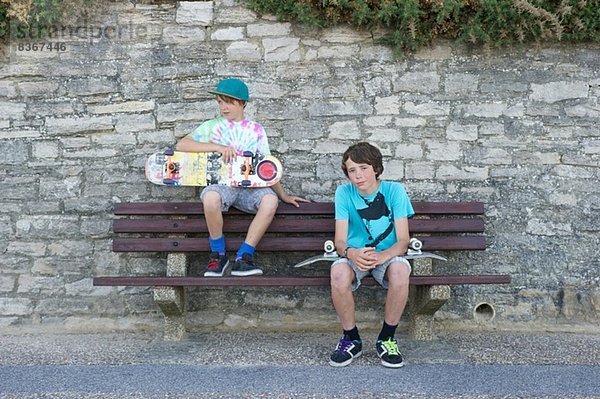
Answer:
[
  {"left": 343, "top": 326, "right": 361, "bottom": 342},
  {"left": 377, "top": 321, "right": 397, "bottom": 341}
]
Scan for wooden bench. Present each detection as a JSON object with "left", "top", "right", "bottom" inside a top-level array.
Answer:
[{"left": 93, "top": 201, "right": 511, "bottom": 341}]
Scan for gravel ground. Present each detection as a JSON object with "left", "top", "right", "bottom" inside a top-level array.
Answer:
[{"left": 1, "top": 330, "right": 599, "bottom": 366}]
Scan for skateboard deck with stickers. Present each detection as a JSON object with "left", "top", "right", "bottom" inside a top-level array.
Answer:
[{"left": 146, "top": 149, "right": 282, "bottom": 187}]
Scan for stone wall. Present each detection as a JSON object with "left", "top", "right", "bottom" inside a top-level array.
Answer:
[{"left": 1, "top": 0, "right": 598, "bottom": 333}]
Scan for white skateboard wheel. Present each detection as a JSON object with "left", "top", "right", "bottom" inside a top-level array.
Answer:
[
  {"left": 324, "top": 240, "right": 335, "bottom": 253},
  {"left": 409, "top": 238, "right": 423, "bottom": 251}
]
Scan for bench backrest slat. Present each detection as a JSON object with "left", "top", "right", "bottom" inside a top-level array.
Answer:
[
  {"left": 112, "top": 236, "right": 486, "bottom": 253},
  {"left": 114, "top": 201, "right": 484, "bottom": 216},
  {"left": 113, "top": 218, "right": 484, "bottom": 234}
]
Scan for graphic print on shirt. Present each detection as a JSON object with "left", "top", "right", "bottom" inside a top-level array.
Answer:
[{"left": 357, "top": 192, "right": 394, "bottom": 248}]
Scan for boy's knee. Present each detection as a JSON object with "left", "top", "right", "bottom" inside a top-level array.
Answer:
[
  {"left": 258, "top": 194, "right": 278, "bottom": 213},
  {"left": 386, "top": 263, "right": 410, "bottom": 288},
  {"left": 330, "top": 264, "right": 353, "bottom": 290},
  {"left": 202, "top": 191, "right": 222, "bottom": 210}
]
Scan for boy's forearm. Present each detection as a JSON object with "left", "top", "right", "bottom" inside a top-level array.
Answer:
[
  {"left": 335, "top": 240, "right": 348, "bottom": 257},
  {"left": 270, "top": 182, "right": 286, "bottom": 199},
  {"left": 175, "top": 137, "right": 221, "bottom": 153},
  {"left": 381, "top": 240, "right": 409, "bottom": 258}
]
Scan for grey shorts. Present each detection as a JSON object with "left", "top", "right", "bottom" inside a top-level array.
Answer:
[
  {"left": 200, "top": 185, "right": 277, "bottom": 214},
  {"left": 331, "top": 256, "right": 411, "bottom": 291}
]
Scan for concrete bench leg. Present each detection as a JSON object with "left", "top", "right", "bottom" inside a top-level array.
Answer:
[
  {"left": 407, "top": 257, "right": 451, "bottom": 341},
  {"left": 408, "top": 285, "right": 451, "bottom": 340},
  {"left": 152, "top": 252, "right": 188, "bottom": 341}
]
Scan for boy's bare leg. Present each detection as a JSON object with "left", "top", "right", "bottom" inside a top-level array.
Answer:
[
  {"left": 244, "top": 194, "right": 278, "bottom": 246},
  {"left": 330, "top": 263, "right": 356, "bottom": 330},
  {"left": 202, "top": 191, "right": 224, "bottom": 239},
  {"left": 383, "top": 262, "right": 410, "bottom": 325}
]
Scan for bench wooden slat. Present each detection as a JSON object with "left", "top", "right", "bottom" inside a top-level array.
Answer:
[
  {"left": 113, "top": 218, "right": 485, "bottom": 234},
  {"left": 112, "top": 236, "right": 486, "bottom": 252},
  {"left": 93, "top": 274, "right": 511, "bottom": 287},
  {"left": 114, "top": 201, "right": 484, "bottom": 216}
]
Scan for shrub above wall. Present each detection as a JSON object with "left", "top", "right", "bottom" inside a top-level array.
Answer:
[
  {"left": 2, "top": 0, "right": 599, "bottom": 52},
  {"left": 245, "top": 0, "right": 600, "bottom": 53}
]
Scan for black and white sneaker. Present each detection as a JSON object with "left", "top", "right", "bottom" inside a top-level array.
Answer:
[
  {"left": 231, "top": 253, "right": 263, "bottom": 276},
  {"left": 329, "top": 337, "right": 362, "bottom": 367},
  {"left": 204, "top": 252, "right": 229, "bottom": 277},
  {"left": 376, "top": 337, "right": 404, "bottom": 368}
]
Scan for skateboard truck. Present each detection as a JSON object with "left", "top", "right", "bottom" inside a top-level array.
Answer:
[
  {"left": 407, "top": 237, "right": 423, "bottom": 255},
  {"left": 323, "top": 240, "right": 337, "bottom": 258},
  {"left": 240, "top": 151, "right": 254, "bottom": 187}
]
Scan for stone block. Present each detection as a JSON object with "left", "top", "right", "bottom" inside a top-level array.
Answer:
[
  {"left": 115, "top": 113, "right": 156, "bottom": 133},
  {"left": 263, "top": 37, "right": 300, "bottom": 62},
  {"left": 162, "top": 26, "right": 206, "bottom": 44},
  {"left": 404, "top": 102, "right": 450, "bottom": 116},
  {"left": 405, "top": 162, "right": 435, "bottom": 180},
  {"left": 0, "top": 298, "right": 33, "bottom": 316},
  {"left": 225, "top": 41, "right": 262, "bottom": 62},
  {"left": 446, "top": 123, "right": 478, "bottom": 141},
  {"left": 328, "top": 121, "right": 360, "bottom": 140},
  {"left": 459, "top": 102, "right": 508, "bottom": 118},
  {"left": 167, "top": 253, "right": 188, "bottom": 277},
  {"left": 32, "top": 141, "right": 59, "bottom": 159},
  {"left": 247, "top": 22, "right": 291, "bottom": 37},
  {"left": 426, "top": 141, "right": 461, "bottom": 161},
  {"left": 445, "top": 73, "right": 478, "bottom": 93},
  {"left": 394, "top": 72, "right": 440, "bottom": 93},
  {"left": 45, "top": 116, "right": 114, "bottom": 135},
  {"left": 395, "top": 143, "right": 423, "bottom": 160},
  {"left": 211, "top": 27, "right": 244, "bottom": 41},
  {"left": 176, "top": 1, "right": 214, "bottom": 26},
  {"left": 374, "top": 96, "right": 400, "bottom": 114},
  {"left": 530, "top": 81, "right": 589, "bottom": 103},
  {"left": 436, "top": 165, "right": 489, "bottom": 180},
  {"left": 0, "top": 101, "right": 26, "bottom": 119},
  {"left": 381, "top": 160, "right": 404, "bottom": 180}
]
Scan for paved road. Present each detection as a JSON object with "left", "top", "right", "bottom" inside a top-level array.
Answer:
[
  {"left": 1, "top": 363, "right": 599, "bottom": 397},
  {"left": 1, "top": 331, "right": 599, "bottom": 398}
]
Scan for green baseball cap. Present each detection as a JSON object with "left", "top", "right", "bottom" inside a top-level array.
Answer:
[{"left": 208, "top": 78, "right": 249, "bottom": 102}]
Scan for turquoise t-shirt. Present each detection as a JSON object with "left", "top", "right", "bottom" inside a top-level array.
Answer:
[
  {"left": 187, "top": 116, "right": 271, "bottom": 156},
  {"left": 335, "top": 181, "right": 414, "bottom": 252}
]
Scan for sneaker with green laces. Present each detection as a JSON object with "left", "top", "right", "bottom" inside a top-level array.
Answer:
[{"left": 376, "top": 337, "right": 404, "bottom": 368}]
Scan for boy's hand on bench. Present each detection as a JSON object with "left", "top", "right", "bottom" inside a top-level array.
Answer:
[{"left": 281, "top": 194, "right": 311, "bottom": 208}]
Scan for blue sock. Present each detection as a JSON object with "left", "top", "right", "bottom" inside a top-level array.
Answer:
[
  {"left": 236, "top": 242, "right": 255, "bottom": 260},
  {"left": 209, "top": 236, "right": 226, "bottom": 255}
]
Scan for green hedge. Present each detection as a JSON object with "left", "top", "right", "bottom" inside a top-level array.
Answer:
[
  {"left": 2, "top": 0, "right": 599, "bottom": 52},
  {"left": 244, "top": 0, "right": 600, "bottom": 53},
  {"left": 0, "top": 0, "right": 93, "bottom": 42}
]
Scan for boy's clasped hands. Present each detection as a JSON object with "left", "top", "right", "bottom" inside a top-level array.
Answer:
[{"left": 346, "top": 247, "right": 387, "bottom": 271}]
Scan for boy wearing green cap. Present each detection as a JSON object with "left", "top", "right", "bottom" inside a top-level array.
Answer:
[{"left": 176, "top": 78, "right": 308, "bottom": 277}]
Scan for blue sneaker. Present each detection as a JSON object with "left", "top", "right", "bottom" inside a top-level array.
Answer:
[
  {"left": 204, "top": 252, "right": 229, "bottom": 277},
  {"left": 231, "top": 253, "right": 263, "bottom": 276},
  {"left": 329, "top": 337, "right": 362, "bottom": 367}
]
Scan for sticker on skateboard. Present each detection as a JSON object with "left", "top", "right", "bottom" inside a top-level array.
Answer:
[
  {"left": 146, "top": 149, "right": 282, "bottom": 187},
  {"left": 293, "top": 238, "right": 447, "bottom": 268}
]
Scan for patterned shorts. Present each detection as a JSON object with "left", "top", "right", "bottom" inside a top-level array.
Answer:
[
  {"left": 200, "top": 185, "right": 277, "bottom": 214},
  {"left": 331, "top": 256, "right": 411, "bottom": 291}
]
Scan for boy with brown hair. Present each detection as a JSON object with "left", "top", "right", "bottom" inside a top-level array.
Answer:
[
  {"left": 176, "top": 78, "right": 308, "bottom": 277},
  {"left": 329, "top": 142, "right": 414, "bottom": 368}
]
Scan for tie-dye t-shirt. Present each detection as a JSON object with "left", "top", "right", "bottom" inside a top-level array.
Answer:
[{"left": 186, "top": 117, "right": 271, "bottom": 156}]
